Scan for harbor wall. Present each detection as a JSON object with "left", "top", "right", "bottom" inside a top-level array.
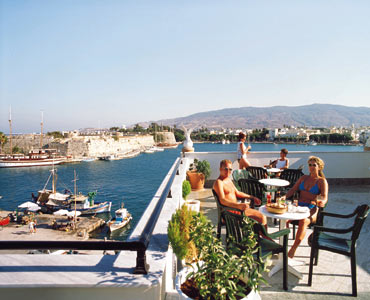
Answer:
[{"left": 1, "top": 133, "right": 177, "bottom": 158}]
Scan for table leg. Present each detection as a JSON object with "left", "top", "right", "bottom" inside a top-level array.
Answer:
[{"left": 268, "top": 219, "right": 305, "bottom": 279}]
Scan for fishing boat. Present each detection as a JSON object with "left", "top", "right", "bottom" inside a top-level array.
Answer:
[
  {"left": 69, "top": 191, "right": 112, "bottom": 215},
  {"left": 107, "top": 204, "right": 132, "bottom": 232}
]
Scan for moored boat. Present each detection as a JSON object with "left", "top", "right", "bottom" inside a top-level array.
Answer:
[
  {"left": 0, "top": 149, "right": 66, "bottom": 168},
  {"left": 70, "top": 192, "right": 112, "bottom": 215},
  {"left": 107, "top": 205, "right": 132, "bottom": 232}
]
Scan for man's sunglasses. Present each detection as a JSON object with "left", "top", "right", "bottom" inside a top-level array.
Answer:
[{"left": 224, "top": 167, "right": 233, "bottom": 171}]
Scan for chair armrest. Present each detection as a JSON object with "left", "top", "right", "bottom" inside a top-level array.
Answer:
[
  {"left": 268, "top": 228, "right": 290, "bottom": 240},
  {"left": 321, "top": 211, "right": 357, "bottom": 219},
  {"left": 313, "top": 225, "right": 353, "bottom": 235}
]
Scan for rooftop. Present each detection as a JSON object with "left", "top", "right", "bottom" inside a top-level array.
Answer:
[{"left": 191, "top": 184, "right": 370, "bottom": 299}]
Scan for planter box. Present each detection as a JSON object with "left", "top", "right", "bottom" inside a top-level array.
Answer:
[{"left": 175, "top": 266, "right": 261, "bottom": 300}]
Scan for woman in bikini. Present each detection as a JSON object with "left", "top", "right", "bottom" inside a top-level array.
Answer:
[
  {"left": 284, "top": 156, "right": 328, "bottom": 258},
  {"left": 237, "top": 132, "right": 251, "bottom": 169}
]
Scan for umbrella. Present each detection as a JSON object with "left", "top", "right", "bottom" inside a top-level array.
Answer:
[
  {"left": 53, "top": 209, "right": 69, "bottom": 216},
  {"left": 67, "top": 210, "right": 81, "bottom": 217},
  {"left": 27, "top": 205, "right": 41, "bottom": 212},
  {"left": 18, "top": 201, "right": 40, "bottom": 209}
]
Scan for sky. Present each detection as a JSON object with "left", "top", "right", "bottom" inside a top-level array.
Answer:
[{"left": 1, "top": 0, "right": 370, "bottom": 133}]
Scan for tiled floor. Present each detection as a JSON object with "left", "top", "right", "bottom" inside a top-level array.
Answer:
[{"left": 189, "top": 185, "right": 370, "bottom": 299}]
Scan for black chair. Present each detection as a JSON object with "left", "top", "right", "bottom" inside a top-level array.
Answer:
[
  {"left": 246, "top": 166, "right": 268, "bottom": 180},
  {"left": 238, "top": 178, "right": 266, "bottom": 206},
  {"left": 223, "top": 210, "right": 290, "bottom": 290},
  {"left": 308, "top": 204, "right": 369, "bottom": 297},
  {"left": 232, "top": 169, "right": 251, "bottom": 191},
  {"left": 280, "top": 168, "right": 304, "bottom": 190},
  {"left": 212, "top": 189, "right": 244, "bottom": 239},
  {"left": 290, "top": 204, "right": 325, "bottom": 240}
]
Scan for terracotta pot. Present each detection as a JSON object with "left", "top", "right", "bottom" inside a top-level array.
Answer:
[{"left": 187, "top": 171, "right": 205, "bottom": 191}]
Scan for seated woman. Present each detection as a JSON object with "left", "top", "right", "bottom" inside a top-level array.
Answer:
[
  {"left": 266, "top": 148, "right": 289, "bottom": 170},
  {"left": 284, "top": 156, "right": 328, "bottom": 258},
  {"left": 237, "top": 132, "right": 251, "bottom": 169}
]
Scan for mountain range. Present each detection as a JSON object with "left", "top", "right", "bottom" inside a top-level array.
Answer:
[{"left": 142, "top": 104, "right": 370, "bottom": 129}]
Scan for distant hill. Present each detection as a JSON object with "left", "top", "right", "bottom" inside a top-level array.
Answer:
[{"left": 143, "top": 104, "right": 370, "bottom": 129}]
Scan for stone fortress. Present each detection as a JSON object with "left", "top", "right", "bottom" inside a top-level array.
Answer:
[{"left": 3, "top": 131, "right": 177, "bottom": 158}]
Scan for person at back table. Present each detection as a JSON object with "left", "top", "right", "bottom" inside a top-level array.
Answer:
[
  {"left": 237, "top": 132, "right": 251, "bottom": 169},
  {"left": 213, "top": 159, "right": 267, "bottom": 226},
  {"left": 265, "top": 148, "right": 289, "bottom": 170},
  {"left": 284, "top": 156, "right": 328, "bottom": 258}
]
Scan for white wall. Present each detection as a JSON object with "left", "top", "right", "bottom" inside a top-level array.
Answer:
[{"left": 183, "top": 151, "right": 370, "bottom": 180}]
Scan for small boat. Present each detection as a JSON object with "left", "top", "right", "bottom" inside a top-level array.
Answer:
[
  {"left": 81, "top": 157, "right": 96, "bottom": 162},
  {"left": 107, "top": 205, "right": 132, "bottom": 232},
  {"left": 144, "top": 148, "right": 155, "bottom": 154},
  {"left": 69, "top": 192, "right": 112, "bottom": 215},
  {"left": 0, "top": 216, "right": 10, "bottom": 227},
  {"left": 308, "top": 141, "right": 318, "bottom": 146}
]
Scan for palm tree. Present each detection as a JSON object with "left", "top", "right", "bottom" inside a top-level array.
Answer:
[{"left": 0, "top": 132, "right": 8, "bottom": 153}]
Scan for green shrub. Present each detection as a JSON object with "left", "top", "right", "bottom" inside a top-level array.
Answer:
[{"left": 182, "top": 180, "right": 191, "bottom": 200}]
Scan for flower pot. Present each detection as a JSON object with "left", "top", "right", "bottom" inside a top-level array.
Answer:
[
  {"left": 187, "top": 171, "right": 205, "bottom": 191},
  {"left": 184, "top": 200, "right": 200, "bottom": 213},
  {"left": 175, "top": 266, "right": 261, "bottom": 300}
]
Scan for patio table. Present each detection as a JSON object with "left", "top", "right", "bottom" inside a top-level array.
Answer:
[{"left": 259, "top": 205, "right": 310, "bottom": 279}]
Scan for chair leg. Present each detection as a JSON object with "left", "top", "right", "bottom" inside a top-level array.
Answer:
[
  {"left": 292, "top": 224, "right": 296, "bottom": 240},
  {"left": 217, "top": 222, "right": 221, "bottom": 239},
  {"left": 314, "top": 248, "right": 319, "bottom": 266},
  {"left": 308, "top": 245, "right": 316, "bottom": 286},
  {"left": 351, "top": 252, "right": 357, "bottom": 297}
]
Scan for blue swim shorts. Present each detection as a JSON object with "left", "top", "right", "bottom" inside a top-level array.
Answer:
[{"left": 298, "top": 201, "right": 316, "bottom": 209}]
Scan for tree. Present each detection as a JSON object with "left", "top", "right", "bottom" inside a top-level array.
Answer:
[
  {"left": 0, "top": 132, "right": 8, "bottom": 153},
  {"left": 47, "top": 131, "right": 64, "bottom": 139},
  {"left": 132, "top": 124, "right": 145, "bottom": 133}
]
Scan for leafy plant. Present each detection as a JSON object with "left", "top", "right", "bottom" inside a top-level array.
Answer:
[
  {"left": 190, "top": 159, "right": 211, "bottom": 180},
  {"left": 168, "top": 205, "right": 198, "bottom": 263},
  {"left": 183, "top": 214, "right": 267, "bottom": 300},
  {"left": 182, "top": 180, "right": 191, "bottom": 200}
]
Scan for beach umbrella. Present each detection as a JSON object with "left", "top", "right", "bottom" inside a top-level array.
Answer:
[
  {"left": 18, "top": 201, "right": 40, "bottom": 209},
  {"left": 66, "top": 211, "right": 81, "bottom": 217},
  {"left": 53, "top": 209, "right": 69, "bottom": 216}
]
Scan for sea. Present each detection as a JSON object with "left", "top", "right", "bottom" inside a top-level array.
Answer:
[{"left": 0, "top": 142, "right": 363, "bottom": 240}]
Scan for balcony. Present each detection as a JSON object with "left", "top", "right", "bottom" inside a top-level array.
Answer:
[{"left": 0, "top": 150, "right": 369, "bottom": 299}]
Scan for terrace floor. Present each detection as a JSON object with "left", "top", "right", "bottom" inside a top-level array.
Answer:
[{"left": 189, "top": 185, "right": 370, "bottom": 299}]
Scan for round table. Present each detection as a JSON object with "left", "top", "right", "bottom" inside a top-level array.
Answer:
[
  {"left": 259, "top": 205, "right": 310, "bottom": 279},
  {"left": 266, "top": 168, "right": 281, "bottom": 173},
  {"left": 259, "top": 178, "right": 290, "bottom": 187}
]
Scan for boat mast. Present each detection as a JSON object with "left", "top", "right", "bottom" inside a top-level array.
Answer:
[
  {"left": 72, "top": 170, "right": 78, "bottom": 228},
  {"left": 40, "top": 110, "right": 43, "bottom": 149},
  {"left": 8, "top": 106, "right": 12, "bottom": 155}
]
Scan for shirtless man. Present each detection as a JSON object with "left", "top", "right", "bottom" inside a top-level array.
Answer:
[{"left": 213, "top": 159, "right": 267, "bottom": 225}]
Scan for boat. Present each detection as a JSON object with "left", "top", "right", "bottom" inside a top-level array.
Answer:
[
  {"left": 0, "top": 149, "right": 66, "bottom": 168},
  {"left": 308, "top": 141, "right": 318, "bottom": 146},
  {"left": 144, "top": 148, "right": 155, "bottom": 154},
  {"left": 69, "top": 191, "right": 112, "bottom": 215},
  {"left": 81, "top": 157, "right": 96, "bottom": 162},
  {"left": 0, "top": 216, "right": 10, "bottom": 227},
  {"left": 0, "top": 110, "right": 67, "bottom": 168},
  {"left": 107, "top": 204, "right": 132, "bottom": 232}
]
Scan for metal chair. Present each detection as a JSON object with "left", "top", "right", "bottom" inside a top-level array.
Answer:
[
  {"left": 246, "top": 166, "right": 268, "bottom": 180},
  {"left": 280, "top": 168, "right": 304, "bottom": 190},
  {"left": 232, "top": 169, "right": 250, "bottom": 191},
  {"left": 238, "top": 178, "right": 266, "bottom": 206},
  {"left": 212, "top": 189, "right": 244, "bottom": 239},
  {"left": 308, "top": 204, "right": 369, "bottom": 296},
  {"left": 223, "top": 210, "right": 290, "bottom": 290}
]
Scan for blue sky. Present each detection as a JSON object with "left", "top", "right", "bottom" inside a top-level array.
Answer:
[{"left": 1, "top": 0, "right": 369, "bottom": 133}]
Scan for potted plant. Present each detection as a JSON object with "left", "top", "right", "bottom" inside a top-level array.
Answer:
[
  {"left": 175, "top": 214, "right": 267, "bottom": 300},
  {"left": 187, "top": 159, "right": 211, "bottom": 190},
  {"left": 182, "top": 180, "right": 201, "bottom": 212},
  {"left": 168, "top": 205, "right": 199, "bottom": 266}
]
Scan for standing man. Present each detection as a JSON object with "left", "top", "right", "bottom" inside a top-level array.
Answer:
[{"left": 213, "top": 159, "right": 267, "bottom": 226}]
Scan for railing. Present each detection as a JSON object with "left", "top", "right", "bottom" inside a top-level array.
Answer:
[{"left": 0, "top": 158, "right": 182, "bottom": 275}]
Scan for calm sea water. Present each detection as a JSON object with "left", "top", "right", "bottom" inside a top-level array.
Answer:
[{"left": 0, "top": 142, "right": 362, "bottom": 240}]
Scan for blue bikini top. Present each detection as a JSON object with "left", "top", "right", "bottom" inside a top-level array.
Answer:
[{"left": 299, "top": 180, "right": 320, "bottom": 195}]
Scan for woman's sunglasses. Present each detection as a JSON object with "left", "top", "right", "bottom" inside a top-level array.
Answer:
[{"left": 308, "top": 163, "right": 317, "bottom": 167}]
